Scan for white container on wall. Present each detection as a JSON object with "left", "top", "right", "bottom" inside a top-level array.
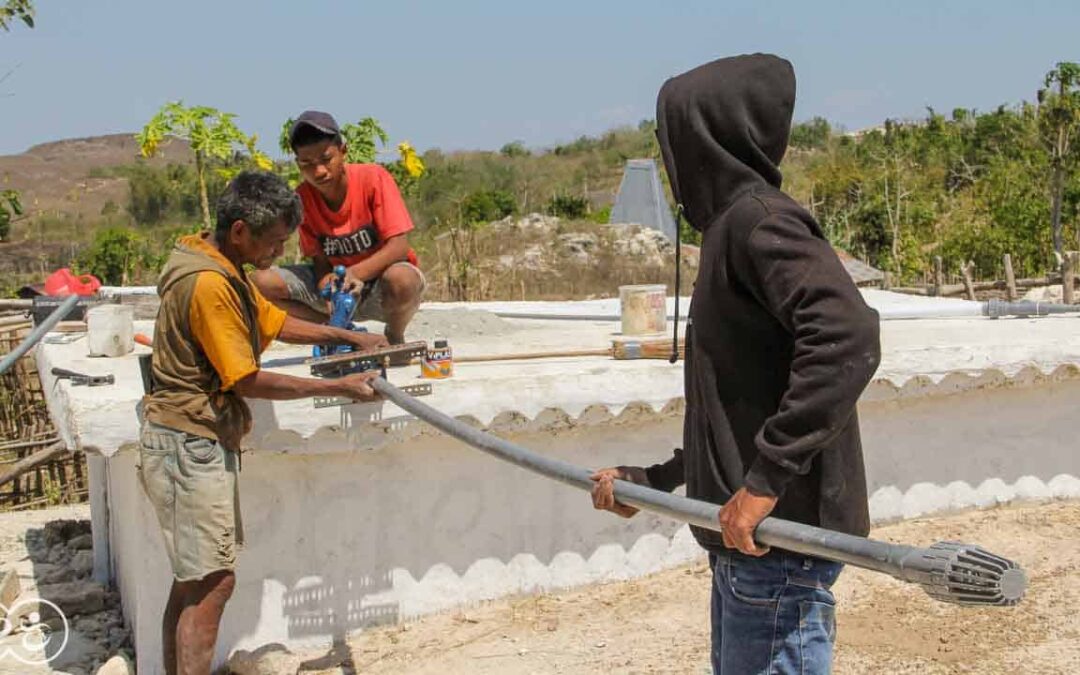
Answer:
[
  {"left": 619, "top": 284, "right": 667, "bottom": 336},
  {"left": 87, "top": 304, "right": 135, "bottom": 357}
]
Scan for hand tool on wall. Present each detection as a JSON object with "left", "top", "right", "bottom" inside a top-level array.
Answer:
[
  {"left": 51, "top": 367, "right": 114, "bottom": 387},
  {"left": 307, "top": 341, "right": 427, "bottom": 378},
  {"left": 312, "top": 265, "right": 375, "bottom": 359}
]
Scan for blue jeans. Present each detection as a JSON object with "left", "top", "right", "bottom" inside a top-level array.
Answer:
[{"left": 710, "top": 550, "right": 842, "bottom": 674}]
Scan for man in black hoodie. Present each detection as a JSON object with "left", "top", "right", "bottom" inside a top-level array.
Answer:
[{"left": 590, "top": 54, "right": 881, "bottom": 674}]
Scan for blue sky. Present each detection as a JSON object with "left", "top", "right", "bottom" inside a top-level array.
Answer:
[{"left": 1, "top": 1, "right": 1077, "bottom": 157}]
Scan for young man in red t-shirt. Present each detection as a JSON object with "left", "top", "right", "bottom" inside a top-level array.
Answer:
[{"left": 253, "top": 110, "right": 425, "bottom": 345}]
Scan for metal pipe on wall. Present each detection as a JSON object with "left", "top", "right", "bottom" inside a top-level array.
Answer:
[
  {"left": 489, "top": 298, "right": 1080, "bottom": 323},
  {"left": 0, "top": 295, "right": 80, "bottom": 375}
]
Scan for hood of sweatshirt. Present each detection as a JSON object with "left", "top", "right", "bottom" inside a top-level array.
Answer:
[{"left": 656, "top": 53, "right": 795, "bottom": 232}]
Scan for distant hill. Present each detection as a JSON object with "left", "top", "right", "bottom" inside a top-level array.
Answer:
[{"left": 0, "top": 133, "right": 190, "bottom": 221}]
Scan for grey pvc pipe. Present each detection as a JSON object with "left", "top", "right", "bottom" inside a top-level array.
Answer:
[
  {"left": 371, "top": 377, "right": 1027, "bottom": 605},
  {"left": 371, "top": 377, "right": 904, "bottom": 571},
  {"left": 983, "top": 299, "right": 1079, "bottom": 317},
  {"left": 0, "top": 295, "right": 80, "bottom": 375}
]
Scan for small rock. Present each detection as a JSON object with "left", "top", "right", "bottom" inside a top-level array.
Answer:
[
  {"left": 103, "top": 610, "right": 122, "bottom": 629},
  {"left": 612, "top": 226, "right": 674, "bottom": 266},
  {"left": 43, "top": 520, "right": 92, "bottom": 548},
  {"left": 37, "top": 580, "right": 107, "bottom": 617},
  {"left": 595, "top": 641, "right": 607, "bottom": 648},
  {"left": 69, "top": 534, "right": 94, "bottom": 550},
  {"left": 76, "top": 615, "right": 107, "bottom": 636},
  {"left": 227, "top": 643, "right": 301, "bottom": 675},
  {"left": 104, "top": 591, "right": 121, "bottom": 609},
  {"left": 71, "top": 550, "right": 94, "bottom": 578},
  {"left": 1023, "top": 285, "right": 1065, "bottom": 303},
  {"left": 107, "top": 625, "right": 130, "bottom": 649},
  {"left": 48, "top": 545, "right": 70, "bottom": 565},
  {"left": 26, "top": 537, "right": 50, "bottom": 561},
  {"left": 48, "top": 629, "right": 108, "bottom": 671},
  {"left": 491, "top": 212, "right": 560, "bottom": 235},
  {"left": 556, "top": 232, "right": 599, "bottom": 264},
  {"left": 95, "top": 652, "right": 134, "bottom": 675},
  {"left": 41, "top": 564, "right": 77, "bottom": 585},
  {"left": 497, "top": 243, "right": 549, "bottom": 272}
]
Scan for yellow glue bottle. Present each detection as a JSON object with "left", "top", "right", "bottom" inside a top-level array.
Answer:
[{"left": 421, "top": 339, "right": 453, "bottom": 379}]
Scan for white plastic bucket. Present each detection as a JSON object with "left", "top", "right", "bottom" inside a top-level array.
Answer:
[
  {"left": 87, "top": 304, "right": 135, "bottom": 357},
  {"left": 619, "top": 284, "right": 667, "bottom": 336}
]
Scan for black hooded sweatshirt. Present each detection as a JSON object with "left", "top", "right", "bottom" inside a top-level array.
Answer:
[{"left": 645, "top": 54, "right": 882, "bottom": 545}]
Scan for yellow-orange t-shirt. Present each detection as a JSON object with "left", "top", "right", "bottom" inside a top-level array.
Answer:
[{"left": 182, "top": 233, "right": 287, "bottom": 390}]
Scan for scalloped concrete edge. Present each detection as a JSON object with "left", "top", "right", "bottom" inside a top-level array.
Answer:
[
  {"left": 340, "top": 474, "right": 1080, "bottom": 621},
  {"left": 207, "top": 363, "right": 1080, "bottom": 455}
]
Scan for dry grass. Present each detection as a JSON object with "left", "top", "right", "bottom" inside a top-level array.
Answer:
[{"left": 417, "top": 221, "right": 696, "bottom": 302}]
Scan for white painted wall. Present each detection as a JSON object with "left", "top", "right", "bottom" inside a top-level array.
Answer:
[
  {"left": 861, "top": 373, "right": 1080, "bottom": 519},
  {"left": 109, "top": 413, "right": 694, "bottom": 674},
  {"left": 100, "top": 372, "right": 1080, "bottom": 674}
]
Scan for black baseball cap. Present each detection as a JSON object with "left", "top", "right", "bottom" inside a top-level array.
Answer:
[{"left": 288, "top": 110, "right": 341, "bottom": 147}]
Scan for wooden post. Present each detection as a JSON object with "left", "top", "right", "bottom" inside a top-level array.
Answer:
[
  {"left": 933, "top": 256, "right": 944, "bottom": 297},
  {"left": 1073, "top": 252, "right": 1080, "bottom": 301},
  {"left": 882, "top": 271, "right": 892, "bottom": 290},
  {"left": 1064, "top": 252, "right": 1077, "bottom": 305},
  {"left": 1003, "top": 254, "right": 1017, "bottom": 301},
  {"left": 961, "top": 261, "right": 977, "bottom": 301},
  {"left": 0, "top": 443, "right": 67, "bottom": 490}
]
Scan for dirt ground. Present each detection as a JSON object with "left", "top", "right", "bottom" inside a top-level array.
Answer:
[{"left": 301, "top": 500, "right": 1080, "bottom": 675}]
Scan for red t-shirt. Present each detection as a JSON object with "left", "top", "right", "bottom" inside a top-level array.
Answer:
[{"left": 297, "top": 164, "right": 418, "bottom": 267}]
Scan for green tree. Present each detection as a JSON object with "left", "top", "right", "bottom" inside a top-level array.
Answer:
[
  {"left": 342, "top": 118, "right": 389, "bottom": 164},
  {"left": 1, "top": 1, "right": 33, "bottom": 239},
  {"left": 78, "top": 227, "right": 152, "bottom": 286},
  {"left": 546, "top": 194, "right": 589, "bottom": 219},
  {"left": 1037, "top": 62, "right": 1080, "bottom": 256},
  {"left": 137, "top": 102, "right": 271, "bottom": 229},
  {"left": 461, "top": 190, "right": 517, "bottom": 224},
  {"left": 500, "top": 141, "right": 530, "bottom": 158},
  {"left": 0, "top": 189, "right": 22, "bottom": 241},
  {"left": 121, "top": 162, "right": 219, "bottom": 226},
  {"left": 790, "top": 117, "right": 832, "bottom": 150},
  {"left": 0, "top": 0, "right": 33, "bottom": 31}
]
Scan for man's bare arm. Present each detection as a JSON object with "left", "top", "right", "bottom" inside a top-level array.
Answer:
[
  {"left": 311, "top": 252, "right": 335, "bottom": 291},
  {"left": 233, "top": 369, "right": 378, "bottom": 402},
  {"left": 275, "top": 315, "right": 387, "bottom": 351}
]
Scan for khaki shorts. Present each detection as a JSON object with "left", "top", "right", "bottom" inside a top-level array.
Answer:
[
  {"left": 137, "top": 422, "right": 243, "bottom": 582},
  {"left": 275, "top": 262, "right": 425, "bottom": 321}
]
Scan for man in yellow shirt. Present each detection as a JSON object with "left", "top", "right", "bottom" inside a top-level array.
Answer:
[{"left": 139, "top": 171, "right": 386, "bottom": 675}]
